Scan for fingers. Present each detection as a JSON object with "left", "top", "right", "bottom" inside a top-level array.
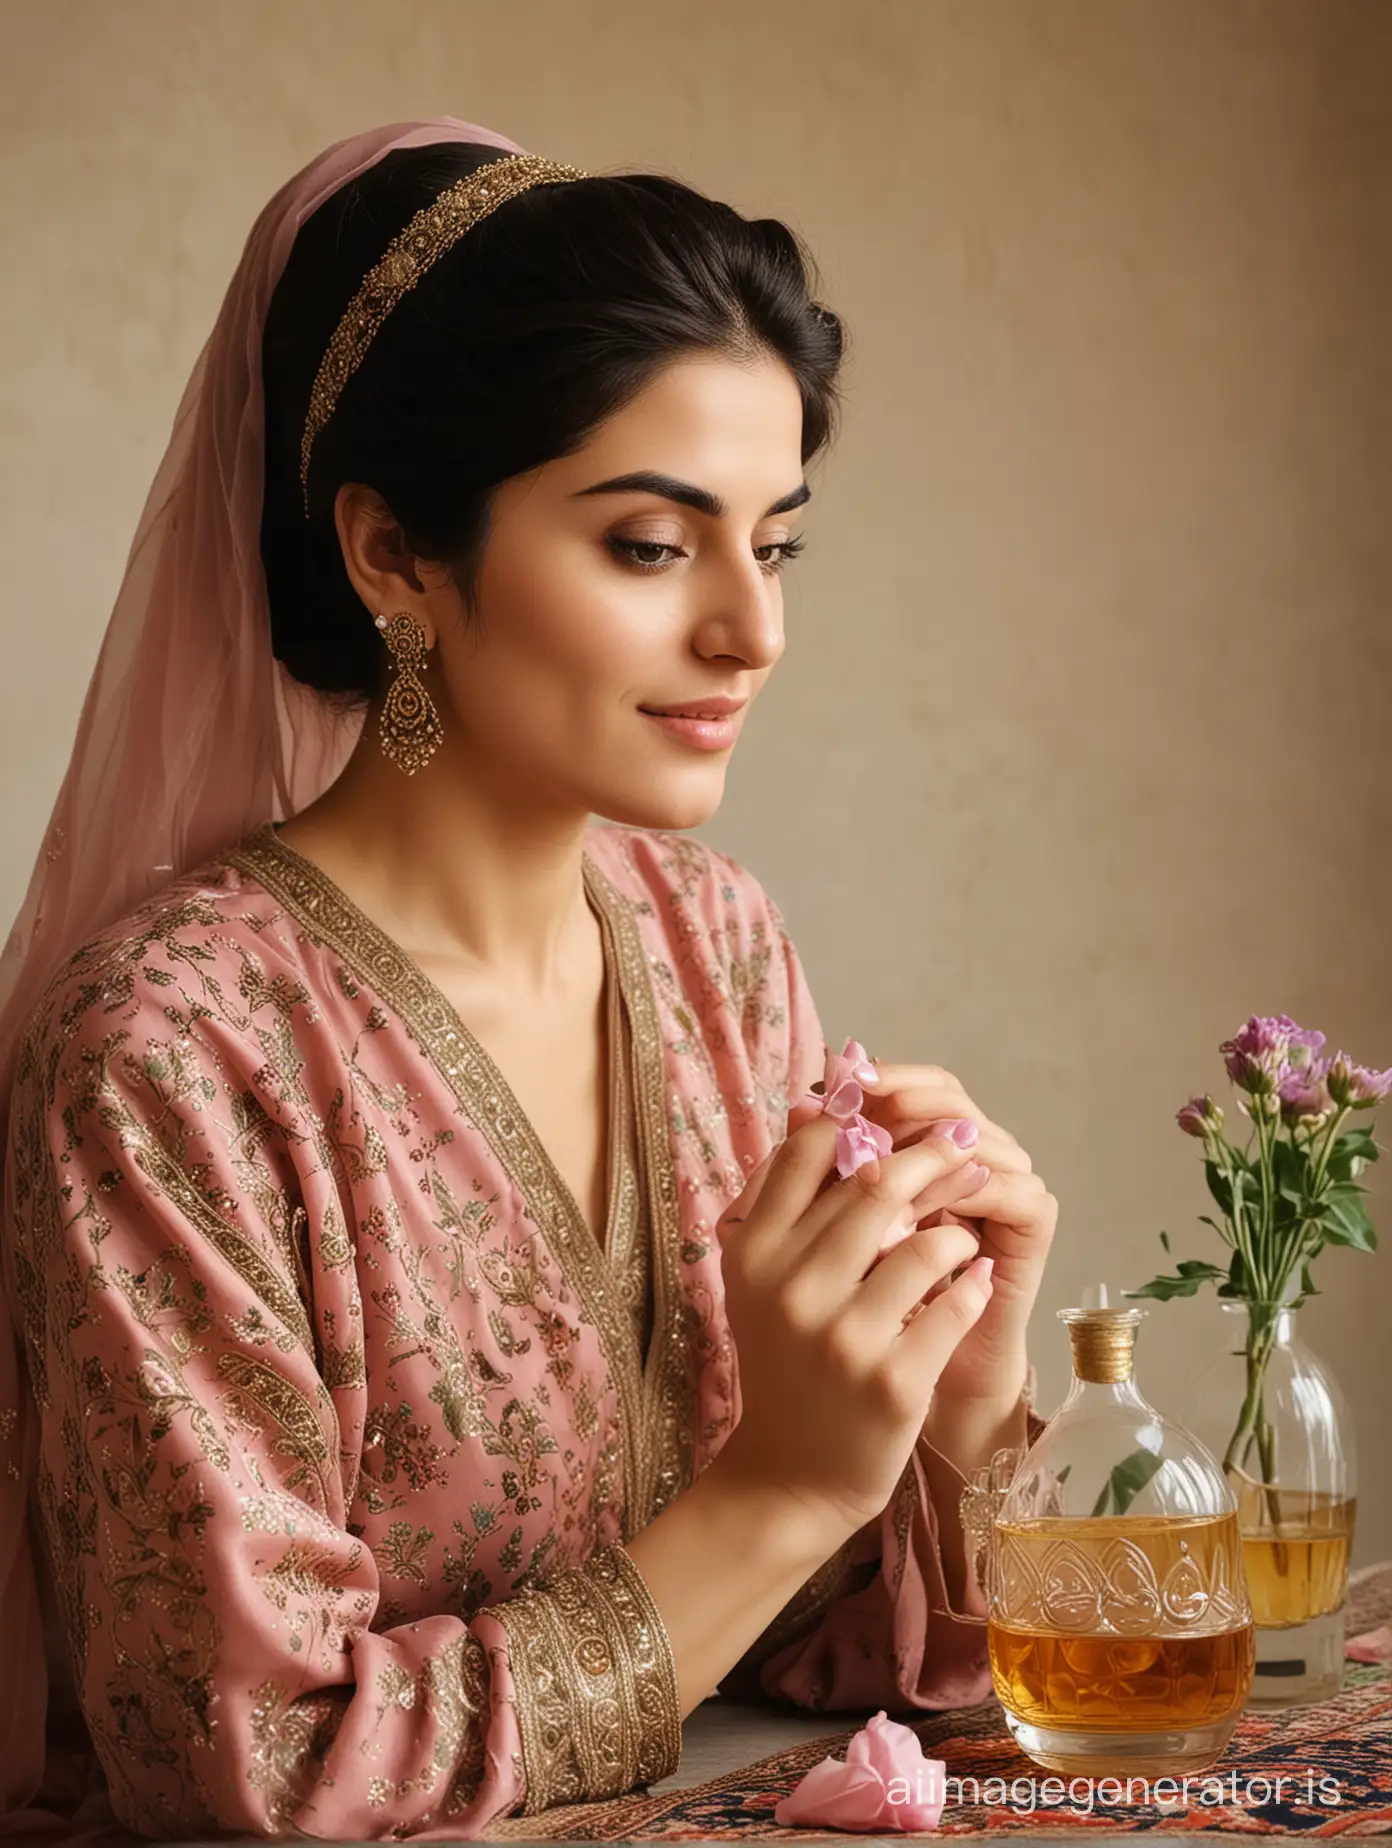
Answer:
[
  {"left": 859, "top": 1063, "right": 1032, "bottom": 1175},
  {"left": 948, "top": 1169, "right": 1059, "bottom": 1267},
  {"left": 845, "top": 1219, "right": 982, "bottom": 1340},
  {"left": 714, "top": 1145, "right": 779, "bottom": 1244},
  {"left": 859, "top": 1063, "right": 973, "bottom": 1133},
  {"left": 783, "top": 1132, "right": 984, "bottom": 1297},
  {"left": 728, "top": 1113, "right": 845, "bottom": 1266},
  {"left": 891, "top": 1253, "right": 997, "bottom": 1386}
]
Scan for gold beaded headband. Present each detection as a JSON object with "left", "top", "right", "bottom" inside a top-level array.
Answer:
[{"left": 298, "top": 152, "right": 588, "bottom": 515}]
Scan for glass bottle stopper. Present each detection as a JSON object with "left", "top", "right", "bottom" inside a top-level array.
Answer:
[{"left": 1056, "top": 1304, "right": 1145, "bottom": 1384}]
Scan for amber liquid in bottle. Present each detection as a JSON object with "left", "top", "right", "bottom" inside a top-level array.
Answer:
[
  {"left": 1233, "top": 1485, "right": 1356, "bottom": 1627},
  {"left": 989, "top": 1512, "right": 1255, "bottom": 1732},
  {"left": 987, "top": 1304, "right": 1256, "bottom": 1773}
]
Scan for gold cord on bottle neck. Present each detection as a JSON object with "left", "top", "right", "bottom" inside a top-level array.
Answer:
[{"left": 1058, "top": 1307, "right": 1144, "bottom": 1383}]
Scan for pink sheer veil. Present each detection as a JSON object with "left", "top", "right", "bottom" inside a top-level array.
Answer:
[{"left": 0, "top": 114, "right": 533, "bottom": 1835}]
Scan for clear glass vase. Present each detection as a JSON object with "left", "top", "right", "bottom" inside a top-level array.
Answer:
[
  {"left": 1186, "top": 1300, "right": 1356, "bottom": 1707},
  {"left": 985, "top": 1306, "right": 1254, "bottom": 1777}
]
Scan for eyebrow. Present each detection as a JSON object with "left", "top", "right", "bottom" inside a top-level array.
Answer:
[{"left": 569, "top": 470, "right": 812, "bottom": 519}]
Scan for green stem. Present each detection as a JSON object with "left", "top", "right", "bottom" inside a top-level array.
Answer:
[
  {"left": 1254, "top": 1107, "right": 1275, "bottom": 1292},
  {"left": 1221, "top": 1305, "right": 1283, "bottom": 1535},
  {"left": 1255, "top": 1409, "right": 1286, "bottom": 1574},
  {"left": 1265, "top": 1105, "right": 1353, "bottom": 1308},
  {"left": 1209, "top": 1132, "right": 1257, "bottom": 1284}
]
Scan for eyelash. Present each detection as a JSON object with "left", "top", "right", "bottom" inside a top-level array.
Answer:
[{"left": 607, "top": 533, "right": 808, "bottom": 576}]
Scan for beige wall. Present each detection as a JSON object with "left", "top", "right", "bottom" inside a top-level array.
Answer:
[{"left": 3, "top": 1, "right": 1389, "bottom": 1562}]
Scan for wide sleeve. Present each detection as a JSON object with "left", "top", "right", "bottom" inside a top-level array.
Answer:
[
  {"left": 706, "top": 847, "right": 1048, "bottom": 1713},
  {"left": 3, "top": 995, "right": 680, "bottom": 1842}
]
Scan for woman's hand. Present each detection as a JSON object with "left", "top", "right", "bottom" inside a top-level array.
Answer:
[
  {"left": 711, "top": 1110, "right": 1006, "bottom": 1545},
  {"left": 854, "top": 1061, "right": 1058, "bottom": 1411}
]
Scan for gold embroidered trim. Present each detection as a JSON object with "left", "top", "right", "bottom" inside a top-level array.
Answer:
[
  {"left": 493, "top": 1541, "right": 682, "bottom": 1813},
  {"left": 299, "top": 154, "right": 587, "bottom": 514},
  {"left": 584, "top": 858, "right": 693, "bottom": 1534},
  {"left": 598, "top": 946, "right": 650, "bottom": 1357},
  {"left": 224, "top": 825, "right": 695, "bottom": 1535}
]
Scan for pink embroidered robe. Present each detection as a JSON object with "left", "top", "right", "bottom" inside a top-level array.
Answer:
[{"left": 2, "top": 822, "right": 1011, "bottom": 1841}]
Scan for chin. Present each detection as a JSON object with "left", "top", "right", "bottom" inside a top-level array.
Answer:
[{"left": 592, "top": 773, "right": 728, "bottom": 834}]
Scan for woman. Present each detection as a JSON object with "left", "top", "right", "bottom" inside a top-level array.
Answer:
[{"left": 0, "top": 118, "right": 1057, "bottom": 1841}]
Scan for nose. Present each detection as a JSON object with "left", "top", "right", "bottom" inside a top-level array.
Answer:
[{"left": 691, "top": 554, "right": 786, "bottom": 673}]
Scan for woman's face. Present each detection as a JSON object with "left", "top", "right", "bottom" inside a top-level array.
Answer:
[{"left": 425, "top": 350, "right": 808, "bottom": 832}]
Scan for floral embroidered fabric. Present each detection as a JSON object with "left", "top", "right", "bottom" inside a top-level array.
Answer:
[{"left": 1, "top": 823, "right": 1007, "bottom": 1840}]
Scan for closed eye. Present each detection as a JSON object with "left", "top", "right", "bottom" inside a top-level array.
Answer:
[{"left": 607, "top": 534, "right": 807, "bottom": 576}]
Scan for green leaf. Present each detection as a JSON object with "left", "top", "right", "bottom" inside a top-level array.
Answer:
[
  {"left": 1090, "top": 1447, "right": 1165, "bottom": 1518},
  {"left": 1216, "top": 1248, "right": 1252, "bottom": 1300},
  {"left": 1327, "top": 1128, "right": 1379, "bottom": 1184},
  {"left": 1123, "top": 1260, "right": 1225, "bottom": 1301},
  {"left": 1204, "top": 1160, "right": 1234, "bottom": 1215},
  {"left": 1158, "top": 1230, "right": 1171, "bottom": 1253},
  {"left": 1320, "top": 1184, "right": 1378, "bottom": 1251},
  {"left": 1272, "top": 1139, "right": 1309, "bottom": 1205}
]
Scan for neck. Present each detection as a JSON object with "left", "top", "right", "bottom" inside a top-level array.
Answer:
[{"left": 278, "top": 710, "right": 597, "bottom": 995}]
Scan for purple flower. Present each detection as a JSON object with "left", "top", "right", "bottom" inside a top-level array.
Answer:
[
  {"left": 1278, "top": 1059, "right": 1334, "bottom": 1127},
  {"left": 1326, "top": 1053, "right": 1392, "bottom": 1110},
  {"left": 1177, "top": 1094, "right": 1224, "bottom": 1138},
  {"left": 1219, "top": 1014, "right": 1323, "bottom": 1097}
]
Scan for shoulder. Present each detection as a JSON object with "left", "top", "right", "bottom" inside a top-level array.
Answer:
[{"left": 9, "top": 844, "right": 296, "bottom": 1094}]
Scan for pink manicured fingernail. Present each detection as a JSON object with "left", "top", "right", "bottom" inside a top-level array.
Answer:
[
  {"left": 959, "top": 1162, "right": 991, "bottom": 1192},
  {"left": 963, "top": 1253, "right": 995, "bottom": 1288},
  {"left": 854, "top": 1061, "right": 878, "bottom": 1085},
  {"left": 929, "top": 1117, "right": 979, "bottom": 1148}
]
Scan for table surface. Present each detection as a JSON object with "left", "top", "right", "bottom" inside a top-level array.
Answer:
[{"left": 647, "top": 1698, "right": 857, "bottom": 1795}]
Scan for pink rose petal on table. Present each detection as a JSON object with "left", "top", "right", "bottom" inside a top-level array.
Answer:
[
  {"left": 773, "top": 1711, "right": 947, "bottom": 1832},
  {"left": 774, "top": 1758, "right": 890, "bottom": 1831},
  {"left": 1346, "top": 1624, "right": 1392, "bottom": 1663}
]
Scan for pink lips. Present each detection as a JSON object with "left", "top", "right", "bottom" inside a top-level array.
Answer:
[
  {"left": 642, "top": 711, "right": 740, "bottom": 750},
  {"left": 639, "top": 697, "right": 746, "bottom": 752}
]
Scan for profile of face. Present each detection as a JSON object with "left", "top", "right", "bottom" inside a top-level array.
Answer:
[{"left": 344, "top": 350, "right": 808, "bottom": 834}]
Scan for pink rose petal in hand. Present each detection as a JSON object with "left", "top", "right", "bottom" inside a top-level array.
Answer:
[
  {"left": 835, "top": 1115, "right": 893, "bottom": 1180},
  {"left": 821, "top": 1039, "right": 878, "bottom": 1122},
  {"left": 773, "top": 1710, "right": 947, "bottom": 1832}
]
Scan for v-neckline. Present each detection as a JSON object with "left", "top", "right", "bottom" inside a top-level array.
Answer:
[
  {"left": 226, "top": 820, "right": 695, "bottom": 1533},
  {"left": 592, "top": 886, "right": 632, "bottom": 1264},
  {"left": 265, "top": 821, "right": 630, "bottom": 1268}
]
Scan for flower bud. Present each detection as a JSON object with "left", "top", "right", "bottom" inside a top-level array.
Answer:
[
  {"left": 1176, "top": 1095, "right": 1223, "bottom": 1138},
  {"left": 1326, "top": 1052, "right": 1392, "bottom": 1110}
]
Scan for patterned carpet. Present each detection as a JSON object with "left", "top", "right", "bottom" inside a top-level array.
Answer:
[{"left": 482, "top": 1563, "right": 1392, "bottom": 1840}]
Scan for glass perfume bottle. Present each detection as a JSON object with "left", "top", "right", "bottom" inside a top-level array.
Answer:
[{"left": 986, "top": 1305, "right": 1255, "bottom": 1776}]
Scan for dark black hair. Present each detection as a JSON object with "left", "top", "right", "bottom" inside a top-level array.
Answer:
[{"left": 259, "top": 142, "right": 846, "bottom": 708}]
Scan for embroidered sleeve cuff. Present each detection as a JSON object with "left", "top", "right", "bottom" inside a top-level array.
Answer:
[{"left": 494, "top": 1541, "right": 683, "bottom": 1815}]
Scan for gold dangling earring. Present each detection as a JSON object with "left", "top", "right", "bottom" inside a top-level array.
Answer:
[{"left": 375, "top": 612, "right": 444, "bottom": 775}]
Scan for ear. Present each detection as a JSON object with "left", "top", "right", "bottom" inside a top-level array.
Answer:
[{"left": 334, "top": 483, "right": 438, "bottom": 647}]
